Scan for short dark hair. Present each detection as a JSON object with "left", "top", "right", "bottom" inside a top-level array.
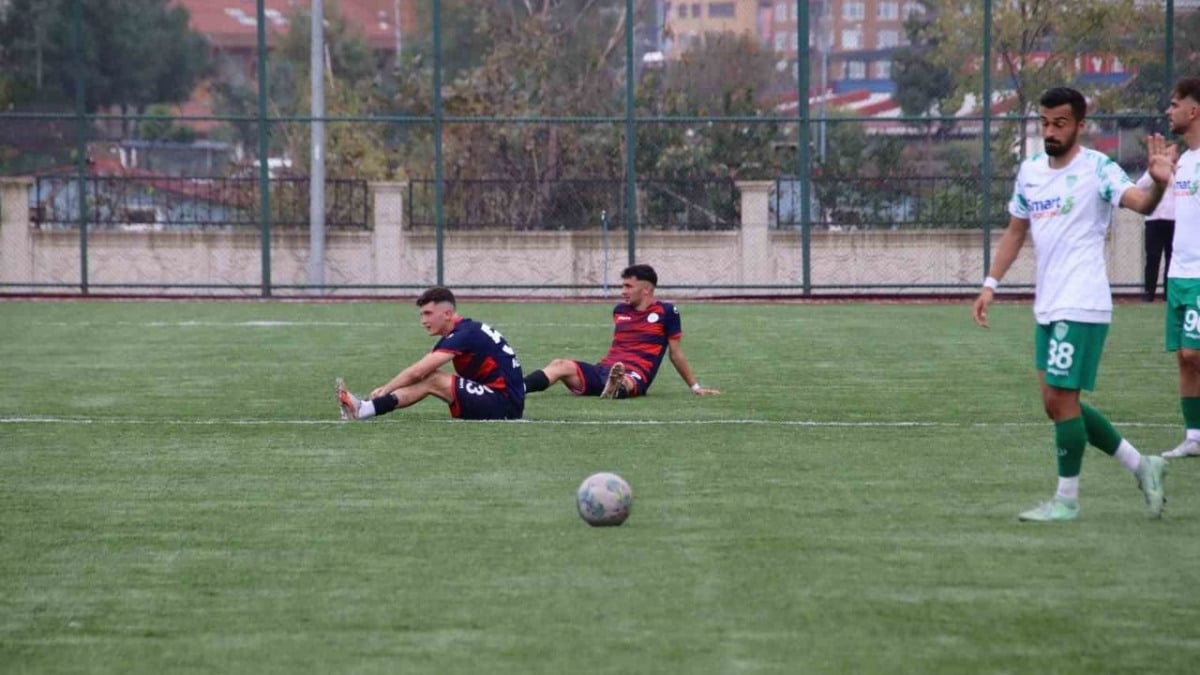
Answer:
[
  {"left": 1039, "top": 87, "right": 1087, "bottom": 121},
  {"left": 1173, "top": 77, "right": 1200, "bottom": 106},
  {"left": 416, "top": 286, "right": 456, "bottom": 307},
  {"left": 621, "top": 264, "right": 658, "bottom": 286}
]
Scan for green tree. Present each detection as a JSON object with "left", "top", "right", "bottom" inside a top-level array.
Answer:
[
  {"left": 811, "top": 112, "right": 906, "bottom": 229},
  {"left": 140, "top": 103, "right": 196, "bottom": 143},
  {"left": 0, "top": 0, "right": 209, "bottom": 117},
  {"left": 632, "top": 32, "right": 787, "bottom": 229},
  {"left": 926, "top": 0, "right": 1159, "bottom": 161},
  {"left": 1118, "top": 10, "right": 1200, "bottom": 129},
  {"left": 892, "top": 2, "right": 953, "bottom": 137},
  {"left": 210, "top": 1, "right": 399, "bottom": 179}
]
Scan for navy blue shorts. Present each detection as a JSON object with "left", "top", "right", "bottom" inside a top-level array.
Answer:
[
  {"left": 449, "top": 376, "right": 523, "bottom": 420},
  {"left": 568, "top": 360, "right": 644, "bottom": 398}
]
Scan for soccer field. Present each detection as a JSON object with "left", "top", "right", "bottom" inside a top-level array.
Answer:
[{"left": 2, "top": 299, "right": 1198, "bottom": 674}]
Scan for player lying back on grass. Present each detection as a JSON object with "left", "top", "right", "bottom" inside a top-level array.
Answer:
[{"left": 523, "top": 264, "right": 720, "bottom": 400}]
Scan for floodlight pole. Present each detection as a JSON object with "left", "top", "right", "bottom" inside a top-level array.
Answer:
[
  {"left": 256, "top": 0, "right": 273, "bottom": 297},
  {"left": 309, "top": 0, "right": 327, "bottom": 291}
]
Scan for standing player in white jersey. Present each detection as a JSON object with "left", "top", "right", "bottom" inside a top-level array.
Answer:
[
  {"left": 972, "top": 87, "right": 1176, "bottom": 522},
  {"left": 1159, "top": 78, "right": 1200, "bottom": 460}
]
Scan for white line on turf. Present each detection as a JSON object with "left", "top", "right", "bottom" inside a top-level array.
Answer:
[
  {"left": 33, "top": 321, "right": 604, "bottom": 328},
  {"left": 0, "top": 416, "right": 1178, "bottom": 428}
]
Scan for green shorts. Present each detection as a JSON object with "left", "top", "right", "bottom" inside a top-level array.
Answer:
[
  {"left": 1034, "top": 320, "right": 1109, "bottom": 391},
  {"left": 1164, "top": 278, "right": 1200, "bottom": 352}
]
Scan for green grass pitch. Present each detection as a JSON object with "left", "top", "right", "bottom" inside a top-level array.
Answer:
[{"left": 2, "top": 299, "right": 1199, "bottom": 674}]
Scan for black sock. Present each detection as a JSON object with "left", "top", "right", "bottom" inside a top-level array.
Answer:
[
  {"left": 524, "top": 370, "right": 550, "bottom": 393},
  {"left": 371, "top": 393, "right": 399, "bottom": 415}
]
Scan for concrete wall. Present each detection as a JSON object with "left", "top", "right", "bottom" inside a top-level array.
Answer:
[{"left": 0, "top": 177, "right": 1148, "bottom": 297}]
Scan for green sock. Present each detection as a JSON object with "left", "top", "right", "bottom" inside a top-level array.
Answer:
[
  {"left": 1181, "top": 397, "right": 1200, "bottom": 431},
  {"left": 1055, "top": 417, "right": 1087, "bottom": 478},
  {"left": 1080, "top": 403, "right": 1122, "bottom": 456}
]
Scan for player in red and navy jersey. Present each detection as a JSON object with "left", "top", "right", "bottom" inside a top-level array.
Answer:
[
  {"left": 336, "top": 287, "right": 524, "bottom": 421},
  {"left": 524, "top": 264, "right": 720, "bottom": 399}
]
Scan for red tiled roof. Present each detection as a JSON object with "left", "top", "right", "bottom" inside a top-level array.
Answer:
[{"left": 172, "top": 0, "right": 415, "bottom": 51}]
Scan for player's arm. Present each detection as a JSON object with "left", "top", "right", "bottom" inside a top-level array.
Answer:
[
  {"left": 667, "top": 336, "right": 720, "bottom": 395},
  {"left": 973, "top": 215, "right": 1029, "bottom": 329},
  {"left": 1120, "top": 133, "right": 1177, "bottom": 214},
  {"left": 1120, "top": 177, "right": 1168, "bottom": 215},
  {"left": 371, "top": 350, "right": 455, "bottom": 398}
]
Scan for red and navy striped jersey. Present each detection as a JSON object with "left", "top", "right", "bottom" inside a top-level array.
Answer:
[
  {"left": 433, "top": 318, "right": 525, "bottom": 402},
  {"left": 599, "top": 301, "right": 681, "bottom": 391}
]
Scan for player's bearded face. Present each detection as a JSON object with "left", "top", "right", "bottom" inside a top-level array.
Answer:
[
  {"left": 1043, "top": 124, "right": 1079, "bottom": 157},
  {"left": 1040, "top": 104, "right": 1081, "bottom": 158},
  {"left": 1167, "top": 95, "right": 1198, "bottom": 135}
]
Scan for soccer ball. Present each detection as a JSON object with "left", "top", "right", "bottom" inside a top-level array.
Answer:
[{"left": 576, "top": 472, "right": 633, "bottom": 526}]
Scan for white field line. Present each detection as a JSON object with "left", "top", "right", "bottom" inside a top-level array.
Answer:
[
  {"left": 32, "top": 321, "right": 605, "bottom": 328},
  {"left": 0, "top": 416, "right": 1178, "bottom": 428}
]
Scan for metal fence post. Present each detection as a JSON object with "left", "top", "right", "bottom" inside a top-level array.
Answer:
[
  {"left": 256, "top": 0, "right": 272, "bottom": 297},
  {"left": 72, "top": 0, "right": 88, "bottom": 294},
  {"left": 623, "top": 0, "right": 637, "bottom": 266},
  {"left": 797, "top": 0, "right": 812, "bottom": 295}
]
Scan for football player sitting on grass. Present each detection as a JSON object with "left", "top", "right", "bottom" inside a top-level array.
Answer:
[{"left": 523, "top": 264, "right": 720, "bottom": 400}]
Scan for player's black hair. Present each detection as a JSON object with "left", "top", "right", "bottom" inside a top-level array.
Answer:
[
  {"left": 1173, "top": 77, "right": 1200, "bottom": 105},
  {"left": 416, "top": 286, "right": 456, "bottom": 307},
  {"left": 1039, "top": 87, "right": 1087, "bottom": 121},
  {"left": 621, "top": 264, "right": 658, "bottom": 286}
]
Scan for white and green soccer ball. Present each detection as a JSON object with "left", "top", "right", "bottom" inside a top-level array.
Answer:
[{"left": 576, "top": 472, "right": 633, "bottom": 526}]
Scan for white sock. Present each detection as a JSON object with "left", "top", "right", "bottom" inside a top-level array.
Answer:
[
  {"left": 1186, "top": 428, "right": 1200, "bottom": 442},
  {"left": 1113, "top": 440, "right": 1142, "bottom": 473},
  {"left": 357, "top": 399, "right": 376, "bottom": 419},
  {"left": 1056, "top": 476, "right": 1080, "bottom": 500}
]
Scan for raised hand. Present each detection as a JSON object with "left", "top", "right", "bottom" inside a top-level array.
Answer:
[{"left": 1146, "top": 133, "right": 1179, "bottom": 185}]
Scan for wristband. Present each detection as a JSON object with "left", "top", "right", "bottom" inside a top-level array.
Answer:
[
  {"left": 691, "top": 382, "right": 702, "bottom": 393},
  {"left": 983, "top": 276, "right": 999, "bottom": 291}
]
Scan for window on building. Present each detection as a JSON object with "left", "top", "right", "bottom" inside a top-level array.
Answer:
[
  {"left": 678, "top": 3, "right": 687, "bottom": 18},
  {"left": 877, "top": 30, "right": 899, "bottom": 48},
  {"left": 843, "top": 2, "right": 865, "bottom": 21},
  {"left": 878, "top": 2, "right": 899, "bottom": 21},
  {"left": 774, "top": 32, "right": 788, "bottom": 52},
  {"left": 847, "top": 61, "right": 866, "bottom": 79},
  {"left": 692, "top": 3, "right": 701, "bottom": 17},
  {"left": 775, "top": 2, "right": 787, "bottom": 22},
  {"left": 709, "top": 2, "right": 735, "bottom": 18},
  {"left": 841, "top": 29, "right": 862, "bottom": 50},
  {"left": 874, "top": 61, "right": 892, "bottom": 79}
]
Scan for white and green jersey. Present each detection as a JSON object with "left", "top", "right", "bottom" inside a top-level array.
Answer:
[
  {"left": 1169, "top": 148, "right": 1200, "bottom": 279},
  {"left": 1009, "top": 147, "right": 1134, "bottom": 325}
]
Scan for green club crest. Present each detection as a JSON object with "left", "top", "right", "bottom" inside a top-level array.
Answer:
[
  {"left": 1054, "top": 322, "right": 1069, "bottom": 340},
  {"left": 1060, "top": 196, "right": 1075, "bottom": 215}
]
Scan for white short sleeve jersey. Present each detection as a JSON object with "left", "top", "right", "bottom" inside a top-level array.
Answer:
[
  {"left": 1169, "top": 148, "right": 1200, "bottom": 279},
  {"left": 1009, "top": 147, "right": 1134, "bottom": 325}
]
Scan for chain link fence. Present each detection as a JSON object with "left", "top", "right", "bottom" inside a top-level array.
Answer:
[{"left": 0, "top": 1, "right": 1191, "bottom": 296}]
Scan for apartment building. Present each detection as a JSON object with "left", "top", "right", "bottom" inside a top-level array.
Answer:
[
  {"left": 768, "top": 0, "right": 923, "bottom": 95},
  {"left": 660, "top": 0, "right": 773, "bottom": 57}
]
